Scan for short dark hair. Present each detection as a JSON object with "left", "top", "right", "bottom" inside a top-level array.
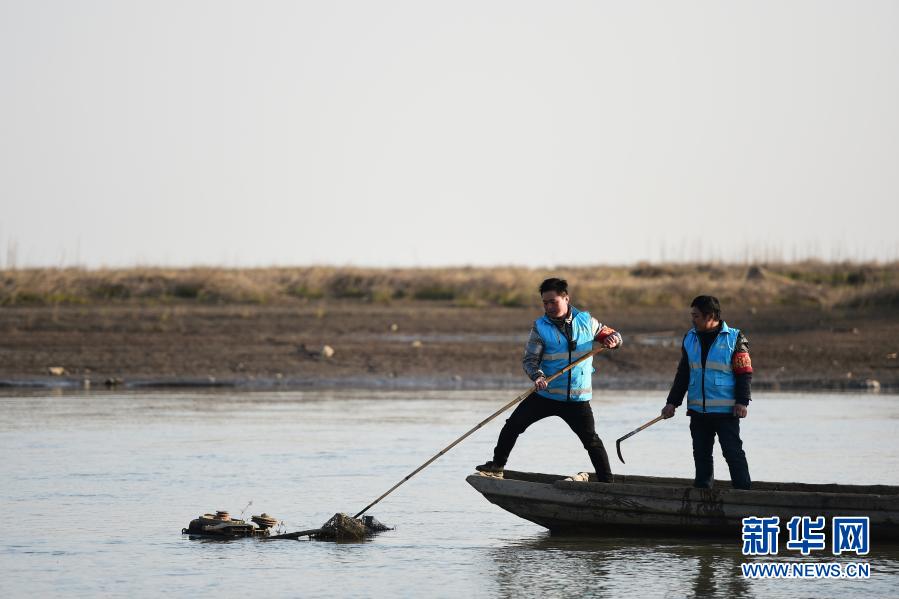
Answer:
[
  {"left": 539, "top": 278, "right": 568, "bottom": 295},
  {"left": 691, "top": 295, "right": 721, "bottom": 320}
]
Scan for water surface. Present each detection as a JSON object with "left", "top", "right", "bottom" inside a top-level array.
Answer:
[{"left": 1, "top": 390, "right": 898, "bottom": 598}]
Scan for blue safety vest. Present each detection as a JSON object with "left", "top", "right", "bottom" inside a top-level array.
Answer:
[
  {"left": 685, "top": 321, "right": 739, "bottom": 414},
  {"left": 535, "top": 307, "right": 595, "bottom": 402}
]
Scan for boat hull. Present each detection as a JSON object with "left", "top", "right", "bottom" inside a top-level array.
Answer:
[{"left": 466, "top": 471, "right": 899, "bottom": 540}]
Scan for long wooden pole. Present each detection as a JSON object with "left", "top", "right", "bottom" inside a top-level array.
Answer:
[{"left": 352, "top": 346, "right": 606, "bottom": 519}]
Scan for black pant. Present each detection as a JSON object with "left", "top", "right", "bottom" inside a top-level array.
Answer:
[
  {"left": 492, "top": 392, "right": 613, "bottom": 482},
  {"left": 689, "top": 415, "right": 751, "bottom": 490}
]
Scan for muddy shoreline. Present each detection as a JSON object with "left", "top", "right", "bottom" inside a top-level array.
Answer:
[
  {"left": 1, "top": 302, "right": 897, "bottom": 393},
  {"left": 2, "top": 377, "right": 892, "bottom": 394}
]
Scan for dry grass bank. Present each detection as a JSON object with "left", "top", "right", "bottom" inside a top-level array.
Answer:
[
  {"left": 1, "top": 264, "right": 897, "bottom": 389},
  {"left": 1, "top": 262, "right": 897, "bottom": 311}
]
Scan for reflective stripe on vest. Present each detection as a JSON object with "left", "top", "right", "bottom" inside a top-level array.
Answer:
[
  {"left": 535, "top": 307, "right": 595, "bottom": 402},
  {"left": 685, "top": 322, "right": 740, "bottom": 414}
]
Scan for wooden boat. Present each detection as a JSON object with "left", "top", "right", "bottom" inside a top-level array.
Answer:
[{"left": 466, "top": 470, "right": 899, "bottom": 540}]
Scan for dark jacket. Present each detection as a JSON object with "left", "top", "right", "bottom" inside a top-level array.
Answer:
[{"left": 666, "top": 325, "right": 752, "bottom": 415}]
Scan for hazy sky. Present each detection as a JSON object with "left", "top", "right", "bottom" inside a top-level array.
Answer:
[{"left": 1, "top": 1, "right": 897, "bottom": 268}]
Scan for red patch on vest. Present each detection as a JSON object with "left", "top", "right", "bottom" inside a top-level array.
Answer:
[{"left": 733, "top": 352, "right": 753, "bottom": 374}]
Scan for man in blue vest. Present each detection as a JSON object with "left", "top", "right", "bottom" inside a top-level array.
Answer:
[
  {"left": 661, "top": 295, "right": 753, "bottom": 489},
  {"left": 476, "top": 277, "right": 622, "bottom": 482}
]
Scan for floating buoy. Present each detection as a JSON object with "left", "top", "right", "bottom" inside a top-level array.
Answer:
[{"left": 251, "top": 513, "right": 279, "bottom": 529}]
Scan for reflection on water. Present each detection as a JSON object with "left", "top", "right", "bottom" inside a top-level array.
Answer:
[
  {"left": 490, "top": 535, "right": 754, "bottom": 599},
  {"left": 0, "top": 389, "right": 898, "bottom": 598},
  {"left": 491, "top": 533, "right": 899, "bottom": 599},
  {"left": 492, "top": 537, "right": 768, "bottom": 597}
]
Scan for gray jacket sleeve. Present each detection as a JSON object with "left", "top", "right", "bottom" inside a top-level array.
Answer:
[{"left": 521, "top": 325, "right": 545, "bottom": 381}]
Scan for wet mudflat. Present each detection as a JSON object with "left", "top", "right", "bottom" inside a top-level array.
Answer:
[
  {"left": 1, "top": 389, "right": 898, "bottom": 598},
  {"left": 2, "top": 303, "right": 897, "bottom": 392}
]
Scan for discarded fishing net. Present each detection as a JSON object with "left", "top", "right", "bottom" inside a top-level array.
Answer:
[
  {"left": 314, "top": 513, "right": 368, "bottom": 540},
  {"left": 360, "top": 515, "right": 392, "bottom": 533},
  {"left": 263, "top": 512, "right": 391, "bottom": 541},
  {"left": 311, "top": 513, "right": 393, "bottom": 541}
]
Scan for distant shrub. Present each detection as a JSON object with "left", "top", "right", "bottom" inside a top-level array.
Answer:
[
  {"left": 775, "top": 286, "right": 826, "bottom": 307},
  {"left": 630, "top": 263, "right": 671, "bottom": 278},
  {"left": 839, "top": 288, "right": 899, "bottom": 308},
  {"left": 90, "top": 282, "right": 131, "bottom": 300},
  {"left": 287, "top": 285, "right": 324, "bottom": 300},
  {"left": 773, "top": 263, "right": 880, "bottom": 288},
  {"left": 5, "top": 291, "right": 45, "bottom": 305},
  {"left": 414, "top": 286, "right": 456, "bottom": 301},
  {"left": 330, "top": 274, "right": 370, "bottom": 299},
  {"left": 695, "top": 264, "right": 726, "bottom": 278},
  {"left": 173, "top": 283, "right": 202, "bottom": 299},
  {"left": 369, "top": 286, "right": 395, "bottom": 304},
  {"left": 494, "top": 291, "right": 526, "bottom": 307},
  {"left": 47, "top": 293, "right": 88, "bottom": 304},
  {"left": 453, "top": 295, "right": 485, "bottom": 308},
  {"left": 846, "top": 270, "right": 868, "bottom": 286}
]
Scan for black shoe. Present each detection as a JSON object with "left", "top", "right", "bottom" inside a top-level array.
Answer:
[{"left": 475, "top": 461, "right": 504, "bottom": 474}]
